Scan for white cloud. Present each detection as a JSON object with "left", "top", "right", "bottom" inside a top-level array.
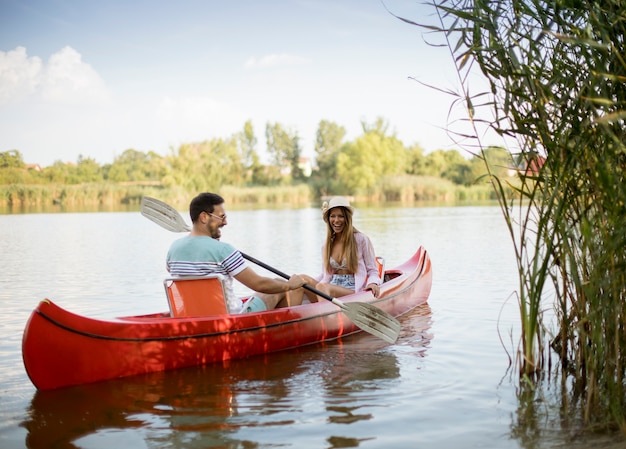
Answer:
[
  {"left": 244, "top": 53, "right": 311, "bottom": 69},
  {"left": 0, "top": 46, "right": 42, "bottom": 103},
  {"left": 0, "top": 46, "right": 110, "bottom": 106},
  {"left": 40, "top": 46, "right": 110, "bottom": 104}
]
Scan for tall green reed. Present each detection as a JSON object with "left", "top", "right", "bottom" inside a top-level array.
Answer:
[{"left": 416, "top": 0, "right": 626, "bottom": 429}]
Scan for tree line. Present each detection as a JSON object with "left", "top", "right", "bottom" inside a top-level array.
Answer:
[{"left": 0, "top": 117, "right": 514, "bottom": 198}]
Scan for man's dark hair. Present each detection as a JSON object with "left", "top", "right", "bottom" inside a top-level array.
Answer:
[{"left": 189, "top": 192, "right": 224, "bottom": 223}]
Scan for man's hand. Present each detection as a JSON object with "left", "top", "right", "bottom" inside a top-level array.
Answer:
[{"left": 287, "top": 274, "right": 306, "bottom": 290}]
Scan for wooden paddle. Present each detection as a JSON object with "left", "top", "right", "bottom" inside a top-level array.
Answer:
[{"left": 140, "top": 196, "right": 401, "bottom": 344}]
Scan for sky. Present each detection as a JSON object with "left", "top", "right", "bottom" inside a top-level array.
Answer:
[{"left": 0, "top": 0, "right": 467, "bottom": 167}]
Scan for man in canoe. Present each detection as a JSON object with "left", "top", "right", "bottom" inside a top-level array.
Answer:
[{"left": 166, "top": 192, "right": 306, "bottom": 313}]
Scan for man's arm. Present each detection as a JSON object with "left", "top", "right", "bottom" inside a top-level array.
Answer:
[{"left": 234, "top": 267, "right": 303, "bottom": 293}]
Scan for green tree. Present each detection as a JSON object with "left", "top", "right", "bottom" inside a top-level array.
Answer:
[
  {"left": 336, "top": 118, "right": 407, "bottom": 193},
  {"left": 42, "top": 161, "right": 76, "bottom": 184},
  {"left": 236, "top": 120, "right": 263, "bottom": 185},
  {"left": 441, "top": 149, "right": 472, "bottom": 185},
  {"left": 0, "top": 150, "right": 25, "bottom": 168},
  {"left": 265, "top": 122, "right": 302, "bottom": 184},
  {"left": 405, "top": 143, "right": 426, "bottom": 175},
  {"left": 0, "top": 150, "right": 33, "bottom": 184},
  {"left": 164, "top": 138, "right": 243, "bottom": 191},
  {"left": 312, "top": 120, "right": 346, "bottom": 194},
  {"left": 40, "top": 155, "right": 102, "bottom": 184},
  {"left": 315, "top": 120, "right": 346, "bottom": 176},
  {"left": 107, "top": 149, "right": 166, "bottom": 182},
  {"left": 0, "top": 167, "right": 35, "bottom": 184},
  {"left": 421, "top": 149, "right": 473, "bottom": 184},
  {"left": 468, "top": 146, "right": 512, "bottom": 183},
  {"left": 422, "top": 150, "right": 448, "bottom": 177},
  {"left": 75, "top": 155, "right": 103, "bottom": 183}
]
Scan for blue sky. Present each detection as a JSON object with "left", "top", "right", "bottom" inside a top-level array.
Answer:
[{"left": 0, "top": 0, "right": 463, "bottom": 166}]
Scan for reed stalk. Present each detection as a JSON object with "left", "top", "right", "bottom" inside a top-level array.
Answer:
[{"left": 416, "top": 0, "right": 626, "bottom": 429}]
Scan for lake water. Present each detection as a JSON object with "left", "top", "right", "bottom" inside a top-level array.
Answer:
[{"left": 0, "top": 204, "right": 621, "bottom": 448}]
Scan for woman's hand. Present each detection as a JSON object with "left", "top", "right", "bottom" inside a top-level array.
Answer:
[{"left": 366, "top": 283, "right": 380, "bottom": 298}]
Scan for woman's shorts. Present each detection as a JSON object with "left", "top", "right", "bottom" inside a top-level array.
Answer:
[{"left": 330, "top": 274, "right": 355, "bottom": 290}]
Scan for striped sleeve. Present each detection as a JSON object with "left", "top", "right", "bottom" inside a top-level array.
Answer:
[{"left": 222, "top": 250, "right": 247, "bottom": 276}]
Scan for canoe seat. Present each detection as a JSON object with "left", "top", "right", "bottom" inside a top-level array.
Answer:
[
  {"left": 376, "top": 256, "right": 385, "bottom": 281},
  {"left": 164, "top": 275, "right": 229, "bottom": 317},
  {"left": 365, "top": 256, "right": 386, "bottom": 286}
]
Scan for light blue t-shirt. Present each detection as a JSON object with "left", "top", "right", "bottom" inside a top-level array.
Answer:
[{"left": 166, "top": 236, "right": 248, "bottom": 313}]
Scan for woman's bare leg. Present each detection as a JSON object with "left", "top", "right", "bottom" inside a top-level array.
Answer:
[{"left": 314, "top": 282, "right": 354, "bottom": 301}]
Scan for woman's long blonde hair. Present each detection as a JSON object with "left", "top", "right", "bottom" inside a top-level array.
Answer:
[{"left": 323, "top": 206, "right": 360, "bottom": 274}]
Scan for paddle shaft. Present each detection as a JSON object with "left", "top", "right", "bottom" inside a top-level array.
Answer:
[{"left": 241, "top": 252, "right": 336, "bottom": 303}]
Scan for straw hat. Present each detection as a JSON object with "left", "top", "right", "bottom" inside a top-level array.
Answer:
[{"left": 322, "top": 196, "right": 354, "bottom": 222}]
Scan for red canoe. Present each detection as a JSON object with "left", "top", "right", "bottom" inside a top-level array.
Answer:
[{"left": 22, "top": 246, "right": 432, "bottom": 390}]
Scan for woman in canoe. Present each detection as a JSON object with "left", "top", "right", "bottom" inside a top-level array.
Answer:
[
  {"left": 311, "top": 195, "right": 382, "bottom": 300},
  {"left": 261, "top": 196, "right": 382, "bottom": 306}
]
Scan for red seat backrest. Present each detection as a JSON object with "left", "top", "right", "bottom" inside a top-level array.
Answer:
[{"left": 164, "top": 275, "right": 228, "bottom": 317}]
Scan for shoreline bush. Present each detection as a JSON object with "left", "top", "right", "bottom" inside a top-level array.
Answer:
[{"left": 0, "top": 176, "right": 513, "bottom": 213}]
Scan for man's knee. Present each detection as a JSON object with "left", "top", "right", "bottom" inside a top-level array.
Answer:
[{"left": 241, "top": 295, "right": 268, "bottom": 313}]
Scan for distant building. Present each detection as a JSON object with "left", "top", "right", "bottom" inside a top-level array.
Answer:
[
  {"left": 508, "top": 153, "right": 546, "bottom": 177},
  {"left": 298, "top": 157, "right": 312, "bottom": 177},
  {"left": 25, "top": 163, "right": 42, "bottom": 172},
  {"left": 279, "top": 157, "right": 313, "bottom": 177},
  {"left": 525, "top": 155, "right": 546, "bottom": 175}
]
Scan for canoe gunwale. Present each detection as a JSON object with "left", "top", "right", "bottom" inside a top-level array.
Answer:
[{"left": 32, "top": 306, "right": 343, "bottom": 343}]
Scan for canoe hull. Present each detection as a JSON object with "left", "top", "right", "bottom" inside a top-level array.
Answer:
[{"left": 22, "top": 247, "right": 432, "bottom": 390}]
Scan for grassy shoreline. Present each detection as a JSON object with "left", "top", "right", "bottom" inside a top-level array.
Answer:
[{"left": 1, "top": 176, "right": 504, "bottom": 213}]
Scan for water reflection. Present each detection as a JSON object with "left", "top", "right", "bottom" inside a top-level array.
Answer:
[
  {"left": 396, "top": 302, "right": 434, "bottom": 353},
  {"left": 23, "top": 361, "right": 242, "bottom": 448},
  {"left": 21, "top": 303, "right": 433, "bottom": 449}
]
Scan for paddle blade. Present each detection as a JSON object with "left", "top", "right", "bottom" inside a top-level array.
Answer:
[
  {"left": 334, "top": 300, "right": 402, "bottom": 344},
  {"left": 141, "top": 196, "right": 191, "bottom": 233}
]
